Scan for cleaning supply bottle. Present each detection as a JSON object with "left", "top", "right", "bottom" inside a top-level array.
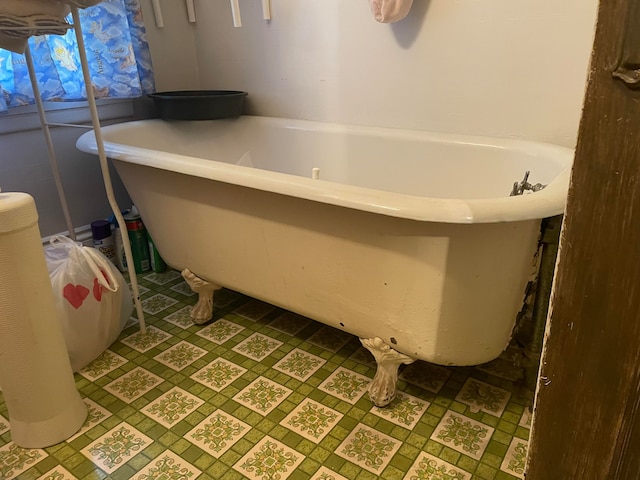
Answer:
[
  {"left": 124, "top": 206, "right": 150, "bottom": 274},
  {"left": 109, "top": 210, "right": 129, "bottom": 272},
  {"left": 148, "top": 235, "right": 166, "bottom": 273},
  {"left": 91, "top": 219, "right": 116, "bottom": 264}
]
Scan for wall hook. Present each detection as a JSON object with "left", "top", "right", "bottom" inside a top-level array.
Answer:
[
  {"left": 230, "top": 0, "right": 242, "bottom": 27},
  {"left": 186, "top": 0, "right": 196, "bottom": 23},
  {"left": 262, "top": 0, "right": 271, "bottom": 20},
  {"left": 151, "top": 0, "right": 164, "bottom": 28}
]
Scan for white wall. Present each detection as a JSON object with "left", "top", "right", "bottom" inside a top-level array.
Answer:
[
  {"left": 185, "top": 0, "right": 598, "bottom": 148},
  {"left": 0, "top": 124, "right": 131, "bottom": 237},
  {"left": 138, "top": 0, "right": 200, "bottom": 91}
]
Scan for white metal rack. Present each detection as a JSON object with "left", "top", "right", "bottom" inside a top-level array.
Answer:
[{"left": 12, "top": 6, "right": 147, "bottom": 333}]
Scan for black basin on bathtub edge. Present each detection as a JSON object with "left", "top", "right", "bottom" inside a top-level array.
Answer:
[{"left": 148, "top": 90, "right": 248, "bottom": 121}]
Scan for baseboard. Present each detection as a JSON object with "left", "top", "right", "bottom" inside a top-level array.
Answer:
[{"left": 42, "top": 224, "right": 94, "bottom": 247}]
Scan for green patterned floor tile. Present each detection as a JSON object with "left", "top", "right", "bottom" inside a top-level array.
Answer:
[
  {"left": 457, "top": 454, "right": 478, "bottom": 475},
  {"left": 481, "top": 451, "right": 504, "bottom": 469},
  {"left": 0, "top": 271, "right": 536, "bottom": 480},
  {"left": 407, "top": 452, "right": 472, "bottom": 480},
  {"left": 514, "top": 426, "right": 531, "bottom": 441},
  {"left": 475, "top": 462, "right": 499, "bottom": 479},
  {"left": 495, "top": 471, "right": 521, "bottom": 480},
  {"left": 336, "top": 423, "right": 402, "bottom": 475},
  {"left": 233, "top": 435, "right": 304, "bottom": 479}
]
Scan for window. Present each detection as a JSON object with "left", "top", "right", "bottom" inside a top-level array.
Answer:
[{"left": 0, "top": 0, "right": 154, "bottom": 112}]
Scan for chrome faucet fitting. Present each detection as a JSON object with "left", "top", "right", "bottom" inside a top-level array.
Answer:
[{"left": 510, "top": 170, "right": 547, "bottom": 196}]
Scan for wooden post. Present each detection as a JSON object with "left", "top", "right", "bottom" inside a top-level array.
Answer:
[{"left": 527, "top": 0, "right": 640, "bottom": 477}]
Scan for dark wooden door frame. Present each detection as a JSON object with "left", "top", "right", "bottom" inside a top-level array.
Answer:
[{"left": 527, "top": 0, "right": 640, "bottom": 477}]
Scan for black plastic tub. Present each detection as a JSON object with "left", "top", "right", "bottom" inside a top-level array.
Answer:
[{"left": 148, "top": 90, "right": 248, "bottom": 120}]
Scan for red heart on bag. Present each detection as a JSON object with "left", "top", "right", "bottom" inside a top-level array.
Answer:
[
  {"left": 63, "top": 283, "right": 90, "bottom": 309},
  {"left": 93, "top": 277, "right": 103, "bottom": 302}
]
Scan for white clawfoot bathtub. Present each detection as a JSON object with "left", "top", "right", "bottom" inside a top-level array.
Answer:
[{"left": 78, "top": 116, "right": 572, "bottom": 405}]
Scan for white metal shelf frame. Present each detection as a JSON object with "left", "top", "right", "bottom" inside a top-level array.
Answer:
[{"left": 16, "top": 7, "right": 147, "bottom": 333}]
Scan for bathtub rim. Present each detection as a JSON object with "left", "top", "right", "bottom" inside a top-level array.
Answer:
[{"left": 77, "top": 116, "right": 573, "bottom": 224}]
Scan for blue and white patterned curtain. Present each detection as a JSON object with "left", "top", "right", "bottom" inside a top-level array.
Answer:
[{"left": 0, "top": 0, "right": 154, "bottom": 112}]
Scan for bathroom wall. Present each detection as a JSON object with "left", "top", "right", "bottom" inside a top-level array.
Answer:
[
  {"left": 0, "top": 119, "right": 131, "bottom": 237},
  {"left": 138, "top": 0, "right": 200, "bottom": 91},
  {"left": 188, "top": 0, "right": 598, "bottom": 148}
]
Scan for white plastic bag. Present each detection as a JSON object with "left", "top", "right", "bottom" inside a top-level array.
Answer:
[{"left": 44, "top": 235, "right": 133, "bottom": 372}]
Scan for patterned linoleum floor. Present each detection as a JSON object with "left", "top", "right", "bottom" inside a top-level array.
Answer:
[{"left": 0, "top": 269, "right": 532, "bottom": 480}]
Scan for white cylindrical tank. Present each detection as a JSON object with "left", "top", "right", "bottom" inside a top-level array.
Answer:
[{"left": 0, "top": 192, "right": 87, "bottom": 448}]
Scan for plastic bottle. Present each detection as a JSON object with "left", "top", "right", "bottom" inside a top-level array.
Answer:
[
  {"left": 124, "top": 207, "right": 150, "bottom": 273},
  {"left": 113, "top": 223, "right": 127, "bottom": 272},
  {"left": 109, "top": 210, "right": 129, "bottom": 272},
  {"left": 148, "top": 235, "right": 166, "bottom": 273}
]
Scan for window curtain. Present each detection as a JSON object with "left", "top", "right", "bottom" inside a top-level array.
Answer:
[{"left": 0, "top": 0, "right": 154, "bottom": 112}]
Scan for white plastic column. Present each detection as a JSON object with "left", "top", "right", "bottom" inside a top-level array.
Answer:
[{"left": 0, "top": 192, "right": 87, "bottom": 448}]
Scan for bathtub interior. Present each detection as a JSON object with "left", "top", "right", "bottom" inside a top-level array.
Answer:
[{"left": 99, "top": 117, "right": 572, "bottom": 201}]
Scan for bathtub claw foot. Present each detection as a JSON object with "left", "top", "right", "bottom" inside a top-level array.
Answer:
[
  {"left": 360, "top": 337, "right": 415, "bottom": 407},
  {"left": 181, "top": 269, "right": 222, "bottom": 324}
]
